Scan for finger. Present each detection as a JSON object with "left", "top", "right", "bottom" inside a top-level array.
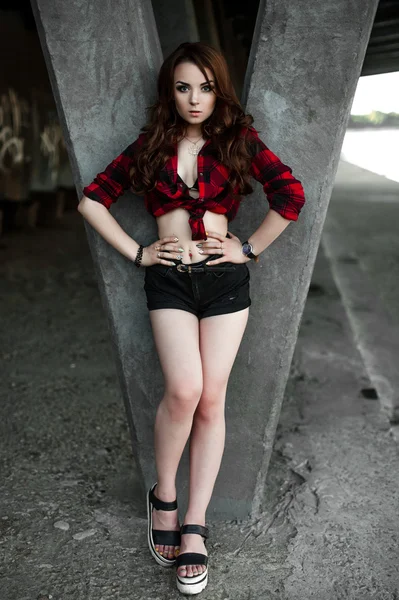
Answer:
[
  {"left": 205, "top": 230, "right": 226, "bottom": 242},
  {"left": 199, "top": 248, "right": 224, "bottom": 255},
  {"left": 163, "top": 251, "right": 183, "bottom": 258},
  {"left": 205, "top": 257, "right": 227, "bottom": 266},
  {"left": 198, "top": 242, "right": 224, "bottom": 249},
  {"left": 198, "top": 240, "right": 228, "bottom": 253},
  {"left": 161, "top": 244, "right": 183, "bottom": 253},
  {"left": 159, "top": 258, "right": 176, "bottom": 266},
  {"left": 157, "top": 251, "right": 182, "bottom": 261},
  {"left": 161, "top": 235, "right": 179, "bottom": 244}
]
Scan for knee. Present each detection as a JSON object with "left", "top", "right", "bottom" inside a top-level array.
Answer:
[
  {"left": 164, "top": 383, "right": 203, "bottom": 420},
  {"left": 195, "top": 384, "right": 227, "bottom": 421}
]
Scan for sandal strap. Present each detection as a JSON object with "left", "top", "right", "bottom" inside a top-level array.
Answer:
[
  {"left": 152, "top": 529, "right": 181, "bottom": 546},
  {"left": 176, "top": 552, "right": 208, "bottom": 568},
  {"left": 149, "top": 484, "right": 178, "bottom": 511},
  {"left": 180, "top": 524, "right": 209, "bottom": 539}
]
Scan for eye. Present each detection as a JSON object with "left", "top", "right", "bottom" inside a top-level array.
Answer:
[
  {"left": 201, "top": 85, "right": 213, "bottom": 93},
  {"left": 176, "top": 85, "right": 189, "bottom": 93}
]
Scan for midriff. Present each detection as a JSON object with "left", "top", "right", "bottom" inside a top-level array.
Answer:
[{"left": 156, "top": 208, "right": 228, "bottom": 264}]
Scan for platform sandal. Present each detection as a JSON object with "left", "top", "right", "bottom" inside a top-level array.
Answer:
[
  {"left": 147, "top": 482, "right": 181, "bottom": 567},
  {"left": 175, "top": 524, "right": 209, "bottom": 595}
]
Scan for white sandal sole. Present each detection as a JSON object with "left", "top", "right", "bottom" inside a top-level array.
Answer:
[
  {"left": 176, "top": 569, "right": 208, "bottom": 595},
  {"left": 146, "top": 483, "right": 177, "bottom": 568}
]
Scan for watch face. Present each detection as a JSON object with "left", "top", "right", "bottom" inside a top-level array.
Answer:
[{"left": 242, "top": 243, "right": 252, "bottom": 256}]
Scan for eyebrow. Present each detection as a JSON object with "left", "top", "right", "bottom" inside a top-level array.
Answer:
[{"left": 175, "top": 80, "right": 214, "bottom": 86}]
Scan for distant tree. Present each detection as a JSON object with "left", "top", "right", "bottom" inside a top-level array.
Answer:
[{"left": 348, "top": 111, "right": 399, "bottom": 128}]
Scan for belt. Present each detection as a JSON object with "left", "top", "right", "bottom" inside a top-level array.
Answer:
[{"left": 176, "top": 263, "right": 236, "bottom": 273}]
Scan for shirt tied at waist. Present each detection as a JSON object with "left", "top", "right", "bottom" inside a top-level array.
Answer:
[{"left": 188, "top": 208, "right": 207, "bottom": 241}]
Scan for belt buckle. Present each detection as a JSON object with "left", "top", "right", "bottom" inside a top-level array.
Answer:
[{"left": 177, "top": 264, "right": 189, "bottom": 273}]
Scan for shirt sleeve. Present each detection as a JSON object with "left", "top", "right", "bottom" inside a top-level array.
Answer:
[
  {"left": 246, "top": 126, "right": 305, "bottom": 221},
  {"left": 82, "top": 133, "right": 146, "bottom": 209}
]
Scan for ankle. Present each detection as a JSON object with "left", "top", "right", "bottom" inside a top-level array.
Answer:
[
  {"left": 183, "top": 514, "right": 206, "bottom": 527},
  {"left": 154, "top": 482, "right": 177, "bottom": 502}
]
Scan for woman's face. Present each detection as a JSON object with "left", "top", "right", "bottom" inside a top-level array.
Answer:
[{"left": 173, "top": 61, "right": 216, "bottom": 128}]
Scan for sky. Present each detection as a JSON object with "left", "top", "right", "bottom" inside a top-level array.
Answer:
[{"left": 351, "top": 71, "right": 399, "bottom": 115}]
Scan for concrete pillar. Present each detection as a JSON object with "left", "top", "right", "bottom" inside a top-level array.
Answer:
[
  {"left": 30, "top": 0, "right": 164, "bottom": 500},
  {"left": 151, "top": 0, "right": 199, "bottom": 58},
  {"left": 233, "top": 0, "right": 379, "bottom": 519}
]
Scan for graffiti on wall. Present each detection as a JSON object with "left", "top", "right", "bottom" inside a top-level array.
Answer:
[
  {"left": 0, "top": 87, "right": 72, "bottom": 201},
  {"left": 0, "top": 88, "right": 29, "bottom": 174}
]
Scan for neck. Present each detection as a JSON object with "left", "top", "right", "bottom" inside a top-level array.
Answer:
[{"left": 185, "top": 125, "right": 202, "bottom": 139}]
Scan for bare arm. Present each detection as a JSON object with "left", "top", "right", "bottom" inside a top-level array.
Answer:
[
  {"left": 248, "top": 208, "right": 291, "bottom": 256},
  {"left": 77, "top": 196, "right": 180, "bottom": 266},
  {"left": 77, "top": 195, "right": 140, "bottom": 261}
]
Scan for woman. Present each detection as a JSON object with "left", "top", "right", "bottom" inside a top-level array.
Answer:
[{"left": 79, "top": 42, "right": 305, "bottom": 595}]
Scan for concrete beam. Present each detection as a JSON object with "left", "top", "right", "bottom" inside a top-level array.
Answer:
[{"left": 235, "top": 0, "right": 379, "bottom": 519}]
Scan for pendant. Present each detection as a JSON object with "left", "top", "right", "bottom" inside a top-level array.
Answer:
[{"left": 188, "top": 143, "right": 200, "bottom": 156}]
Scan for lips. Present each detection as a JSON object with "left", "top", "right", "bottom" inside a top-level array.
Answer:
[{"left": 189, "top": 111, "right": 202, "bottom": 114}]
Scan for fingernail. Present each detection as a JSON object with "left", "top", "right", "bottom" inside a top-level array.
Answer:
[
  {"left": 174, "top": 237, "right": 179, "bottom": 242},
  {"left": 196, "top": 243, "right": 203, "bottom": 247},
  {"left": 198, "top": 249, "right": 203, "bottom": 254},
  {"left": 179, "top": 247, "right": 184, "bottom": 252},
  {"left": 177, "top": 255, "right": 182, "bottom": 260},
  {"left": 205, "top": 231, "right": 209, "bottom": 236}
]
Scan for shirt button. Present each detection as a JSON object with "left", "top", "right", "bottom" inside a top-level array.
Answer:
[{"left": 199, "top": 172, "right": 203, "bottom": 176}]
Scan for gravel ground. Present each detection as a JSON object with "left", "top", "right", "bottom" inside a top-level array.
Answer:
[{"left": 1, "top": 208, "right": 398, "bottom": 600}]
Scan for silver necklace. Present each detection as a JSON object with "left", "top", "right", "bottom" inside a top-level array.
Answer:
[{"left": 184, "top": 135, "right": 203, "bottom": 156}]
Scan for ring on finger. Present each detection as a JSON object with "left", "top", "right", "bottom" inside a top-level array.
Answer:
[
  {"left": 157, "top": 251, "right": 161, "bottom": 258},
  {"left": 155, "top": 244, "right": 161, "bottom": 251}
]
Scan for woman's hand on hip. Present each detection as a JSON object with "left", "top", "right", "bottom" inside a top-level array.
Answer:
[
  {"left": 141, "top": 236, "right": 184, "bottom": 267},
  {"left": 197, "top": 231, "right": 250, "bottom": 266}
]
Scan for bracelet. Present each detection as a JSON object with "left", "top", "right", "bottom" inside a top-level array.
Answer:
[{"left": 134, "top": 244, "right": 144, "bottom": 268}]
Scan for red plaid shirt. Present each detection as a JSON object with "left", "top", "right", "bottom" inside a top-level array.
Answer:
[{"left": 82, "top": 126, "right": 305, "bottom": 241}]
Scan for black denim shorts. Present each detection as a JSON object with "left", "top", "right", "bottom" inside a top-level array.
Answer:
[{"left": 144, "top": 254, "right": 251, "bottom": 319}]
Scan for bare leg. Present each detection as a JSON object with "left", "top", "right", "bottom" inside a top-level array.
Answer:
[
  {"left": 149, "top": 309, "right": 203, "bottom": 561},
  {"left": 177, "top": 308, "right": 249, "bottom": 578}
]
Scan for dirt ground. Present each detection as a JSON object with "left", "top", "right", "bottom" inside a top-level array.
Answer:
[{"left": 1, "top": 209, "right": 399, "bottom": 600}]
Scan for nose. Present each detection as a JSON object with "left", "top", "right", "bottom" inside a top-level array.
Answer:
[{"left": 189, "top": 91, "right": 199, "bottom": 106}]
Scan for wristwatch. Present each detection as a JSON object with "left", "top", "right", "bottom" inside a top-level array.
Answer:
[{"left": 242, "top": 241, "right": 259, "bottom": 262}]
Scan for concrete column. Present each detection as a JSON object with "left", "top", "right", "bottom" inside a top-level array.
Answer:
[
  {"left": 30, "top": 0, "right": 164, "bottom": 500},
  {"left": 151, "top": 0, "right": 199, "bottom": 58},
  {"left": 231, "top": 0, "right": 379, "bottom": 519}
]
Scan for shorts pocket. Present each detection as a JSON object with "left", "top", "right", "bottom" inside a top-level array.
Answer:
[
  {"left": 146, "top": 264, "right": 173, "bottom": 277},
  {"left": 210, "top": 262, "right": 236, "bottom": 279}
]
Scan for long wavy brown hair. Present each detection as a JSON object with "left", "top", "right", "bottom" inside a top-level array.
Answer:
[{"left": 129, "top": 42, "right": 255, "bottom": 196}]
